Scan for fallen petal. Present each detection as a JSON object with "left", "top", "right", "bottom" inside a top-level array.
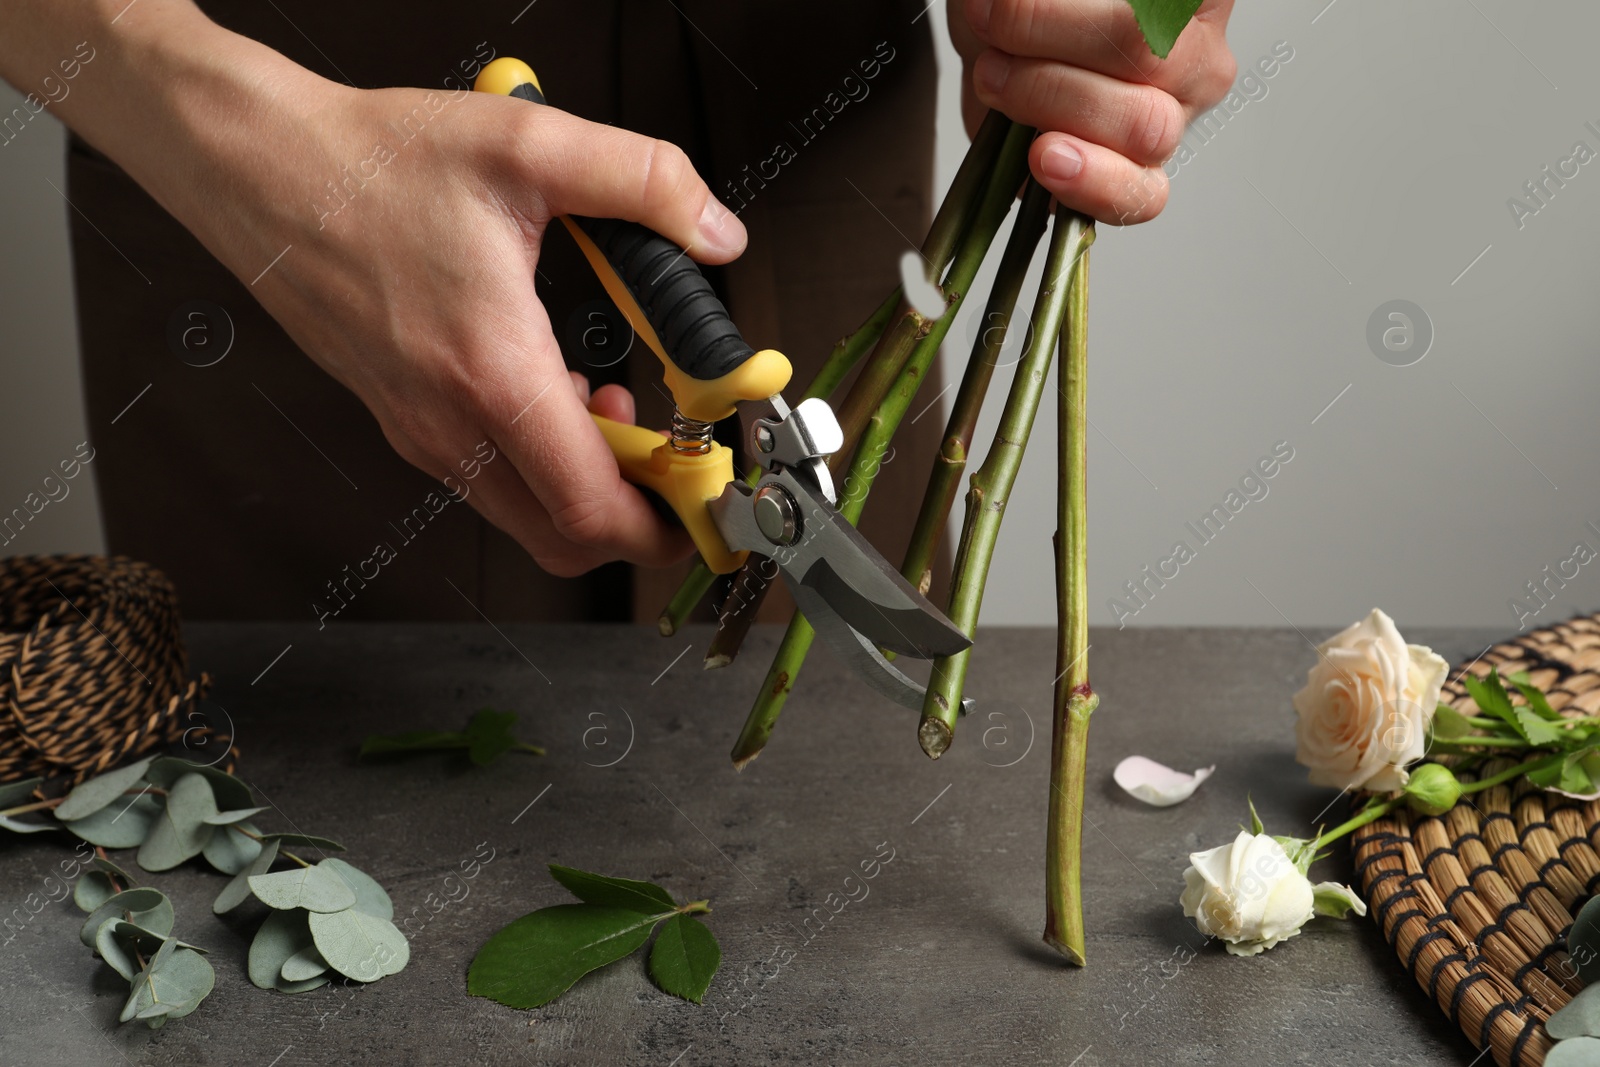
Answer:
[{"left": 1114, "top": 756, "right": 1215, "bottom": 807}]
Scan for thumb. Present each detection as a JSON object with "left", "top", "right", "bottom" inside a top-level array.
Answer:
[{"left": 501, "top": 105, "right": 746, "bottom": 263}]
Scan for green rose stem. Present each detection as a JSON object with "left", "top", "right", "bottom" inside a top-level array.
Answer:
[
  {"left": 920, "top": 208, "right": 1094, "bottom": 758},
  {"left": 728, "top": 125, "right": 1037, "bottom": 768},
  {"left": 1043, "top": 218, "right": 1095, "bottom": 964},
  {"left": 898, "top": 179, "right": 1053, "bottom": 597},
  {"left": 702, "top": 118, "right": 1025, "bottom": 670}
]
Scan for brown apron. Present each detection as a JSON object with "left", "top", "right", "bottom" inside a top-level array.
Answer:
[{"left": 70, "top": 1, "right": 948, "bottom": 624}]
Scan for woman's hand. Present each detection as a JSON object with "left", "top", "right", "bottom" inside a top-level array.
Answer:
[
  {"left": 950, "top": 0, "right": 1238, "bottom": 224},
  {"left": 4, "top": 1, "right": 745, "bottom": 577}
]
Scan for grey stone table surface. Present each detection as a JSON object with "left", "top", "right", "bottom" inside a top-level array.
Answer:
[{"left": 0, "top": 622, "right": 1497, "bottom": 1067}]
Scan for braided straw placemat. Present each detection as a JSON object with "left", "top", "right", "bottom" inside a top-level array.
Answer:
[
  {"left": 0, "top": 554, "right": 218, "bottom": 785},
  {"left": 1350, "top": 613, "right": 1600, "bottom": 1067}
]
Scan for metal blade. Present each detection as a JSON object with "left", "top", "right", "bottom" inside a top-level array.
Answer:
[
  {"left": 709, "top": 470, "right": 972, "bottom": 659},
  {"left": 794, "top": 585, "right": 974, "bottom": 716}
]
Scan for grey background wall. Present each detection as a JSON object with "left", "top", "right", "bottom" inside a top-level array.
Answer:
[{"left": 2, "top": 1, "right": 1596, "bottom": 631}]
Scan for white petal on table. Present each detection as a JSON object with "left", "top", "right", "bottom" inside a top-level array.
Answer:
[{"left": 1113, "top": 756, "right": 1215, "bottom": 807}]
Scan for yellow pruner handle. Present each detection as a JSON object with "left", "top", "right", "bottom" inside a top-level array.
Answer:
[{"left": 591, "top": 415, "right": 747, "bottom": 574}]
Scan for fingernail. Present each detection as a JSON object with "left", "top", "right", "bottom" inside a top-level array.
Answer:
[
  {"left": 974, "top": 51, "right": 1010, "bottom": 97},
  {"left": 1040, "top": 141, "right": 1084, "bottom": 183},
  {"left": 697, "top": 197, "right": 745, "bottom": 256},
  {"left": 969, "top": 0, "right": 993, "bottom": 35}
]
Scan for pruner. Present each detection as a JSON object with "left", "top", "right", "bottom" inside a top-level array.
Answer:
[{"left": 474, "top": 58, "right": 972, "bottom": 714}]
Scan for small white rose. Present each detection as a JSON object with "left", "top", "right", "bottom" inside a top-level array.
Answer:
[
  {"left": 1293, "top": 608, "right": 1449, "bottom": 792},
  {"left": 1180, "top": 831, "right": 1367, "bottom": 956}
]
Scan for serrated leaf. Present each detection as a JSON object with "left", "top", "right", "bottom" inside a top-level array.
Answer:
[
  {"left": 64, "top": 791, "right": 161, "bottom": 848},
  {"left": 468, "top": 904, "right": 667, "bottom": 1009},
  {"left": 120, "top": 945, "right": 214, "bottom": 1025},
  {"left": 0, "top": 777, "right": 43, "bottom": 808},
  {"left": 203, "top": 807, "right": 268, "bottom": 826},
  {"left": 55, "top": 758, "right": 153, "bottom": 821},
  {"left": 249, "top": 909, "right": 315, "bottom": 989},
  {"left": 280, "top": 944, "right": 329, "bottom": 982},
  {"left": 465, "top": 708, "right": 519, "bottom": 766},
  {"left": 249, "top": 865, "right": 356, "bottom": 913},
  {"left": 75, "top": 871, "right": 117, "bottom": 913},
  {"left": 319, "top": 858, "right": 392, "bottom": 920},
  {"left": 0, "top": 814, "right": 56, "bottom": 833},
  {"left": 215, "top": 838, "right": 280, "bottom": 914},
  {"left": 1430, "top": 704, "right": 1474, "bottom": 740},
  {"left": 259, "top": 833, "right": 347, "bottom": 853},
  {"left": 1125, "top": 0, "right": 1203, "bottom": 59},
  {"left": 550, "top": 864, "right": 677, "bottom": 914},
  {"left": 202, "top": 821, "right": 262, "bottom": 875},
  {"left": 308, "top": 907, "right": 409, "bottom": 981},
  {"left": 144, "top": 759, "right": 253, "bottom": 811},
  {"left": 1465, "top": 669, "right": 1562, "bottom": 746},
  {"left": 80, "top": 888, "right": 173, "bottom": 948},
  {"left": 1507, "top": 672, "right": 1563, "bottom": 721},
  {"left": 648, "top": 914, "right": 720, "bottom": 1003},
  {"left": 137, "top": 774, "right": 218, "bottom": 872}
]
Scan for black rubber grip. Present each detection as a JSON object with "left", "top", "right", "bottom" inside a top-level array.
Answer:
[{"left": 570, "top": 215, "right": 755, "bottom": 382}]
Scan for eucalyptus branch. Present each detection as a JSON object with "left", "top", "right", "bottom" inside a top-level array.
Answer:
[
  {"left": 920, "top": 208, "right": 1095, "bottom": 757},
  {"left": 1044, "top": 233, "right": 1094, "bottom": 964}
]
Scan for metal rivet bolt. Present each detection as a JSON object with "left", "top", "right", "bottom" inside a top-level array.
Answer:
[{"left": 753, "top": 486, "right": 799, "bottom": 546}]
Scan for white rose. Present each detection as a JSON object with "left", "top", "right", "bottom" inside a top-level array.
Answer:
[
  {"left": 1180, "top": 831, "right": 1365, "bottom": 956},
  {"left": 1293, "top": 608, "right": 1449, "bottom": 792}
]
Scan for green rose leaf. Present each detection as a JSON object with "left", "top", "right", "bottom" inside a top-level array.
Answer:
[
  {"left": 648, "top": 913, "right": 721, "bottom": 1003},
  {"left": 308, "top": 907, "right": 410, "bottom": 982},
  {"left": 202, "top": 821, "right": 263, "bottom": 876},
  {"left": 0, "top": 814, "right": 56, "bottom": 834},
  {"left": 1528, "top": 751, "right": 1598, "bottom": 796},
  {"left": 216, "top": 838, "right": 280, "bottom": 914},
  {"left": 249, "top": 865, "right": 357, "bottom": 913},
  {"left": 279, "top": 944, "right": 330, "bottom": 983},
  {"left": 1548, "top": 983, "right": 1600, "bottom": 1040},
  {"left": 137, "top": 773, "right": 218, "bottom": 872},
  {"left": 359, "top": 730, "right": 465, "bottom": 759},
  {"left": 145, "top": 759, "right": 254, "bottom": 811},
  {"left": 54, "top": 758, "right": 153, "bottom": 821},
  {"left": 65, "top": 791, "right": 162, "bottom": 848},
  {"left": 465, "top": 708, "right": 519, "bottom": 766},
  {"left": 1506, "top": 672, "right": 1563, "bottom": 721},
  {"left": 1465, "top": 669, "right": 1563, "bottom": 746},
  {"left": 468, "top": 904, "right": 667, "bottom": 1009},
  {"left": 120, "top": 942, "right": 214, "bottom": 1026},
  {"left": 1547, "top": 1036, "right": 1600, "bottom": 1067},
  {"left": 79, "top": 888, "right": 173, "bottom": 948},
  {"left": 1430, "top": 704, "right": 1474, "bottom": 740},
  {"left": 360, "top": 707, "right": 542, "bottom": 765},
  {"left": 249, "top": 910, "right": 316, "bottom": 990},
  {"left": 1124, "top": 0, "right": 1203, "bottom": 59},
  {"left": 319, "top": 858, "right": 393, "bottom": 920},
  {"left": 259, "top": 833, "right": 347, "bottom": 853},
  {"left": 203, "top": 806, "right": 268, "bottom": 826},
  {"left": 74, "top": 870, "right": 118, "bottom": 913},
  {"left": 550, "top": 865, "right": 678, "bottom": 914},
  {"left": 0, "top": 777, "right": 43, "bottom": 808}
]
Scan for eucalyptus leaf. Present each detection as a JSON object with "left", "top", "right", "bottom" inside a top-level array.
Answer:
[
  {"left": 319, "top": 858, "right": 393, "bottom": 920},
  {"left": 145, "top": 759, "right": 253, "bottom": 811},
  {"left": 249, "top": 865, "right": 356, "bottom": 913},
  {"left": 259, "top": 833, "right": 347, "bottom": 853},
  {"left": 95, "top": 920, "right": 207, "bottom": 983},
  {"left": 215, "top": 838, "right": 280, "bottom": 914},
  {"left": 468, "top": 904, "right": 664, "bottom": 1009},
  {"left": 248, "top": 909, "right": 315, "bottom": 990},
  {"left": 648, "top": 913, "right": 720, "bottom": 1003},
  {"left": 1124, "top": 0, "right": 1203, "bottom": 59},
  {"left": 74, "top": 871, "right": 117, "bottom": 913},
  {"left": 1547, "top": 1036, "right": 1600, "bottom": 1067},
  {"left": 549, "top": 864, "right": 677, "bottom": 914},
  {"left": 201, "top": 821, "right": 263, "bottom": 876},
  {"left": 0, "top": 814, "right": 56, "bottom": 834},
  {"left": 0, "top": 777, "right": 43, "bottom": 808},
  {"left": 1548, "top": 983, "right": 1600, "bottom": 1040},
  {"left": 79, "top": 888, "right": 173, "bottom": 948},
  {"left": 120, "top": 945, "right": 214, "bottom": 1026},
  {"left": 92, "top": 855, "right": 136, "bottom": 884},
  {"left": 279, "top": 944, "right": 330, "bottom": 983},
  {"left": 1569, "top": 895, "right": 1600, "bottom": 986},
  {"left": 203, "top": 807, "right": 268, "bottom": 826},
  {"left": 136, "top": 773, "right": 218, "bottom": 872},
  {"left": 55, "top": 758, "right": 153, "bottom": 821},
  {"left": 275, "top": 972, "right": 330, "bottom": 994},
  {"left": 308, "top": 907, "right": 410, "bottom": 982},
  {"left": 65, "top": 791, "right": 161, "bottom": 849}
]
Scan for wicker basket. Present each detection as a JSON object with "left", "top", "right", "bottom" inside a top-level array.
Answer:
[
  {"left": 0, "top": 554, "right": 214, "bottom": 785},
  {"left": 1351, "top": 613, "right": 1600, "bottom": 1067}
]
